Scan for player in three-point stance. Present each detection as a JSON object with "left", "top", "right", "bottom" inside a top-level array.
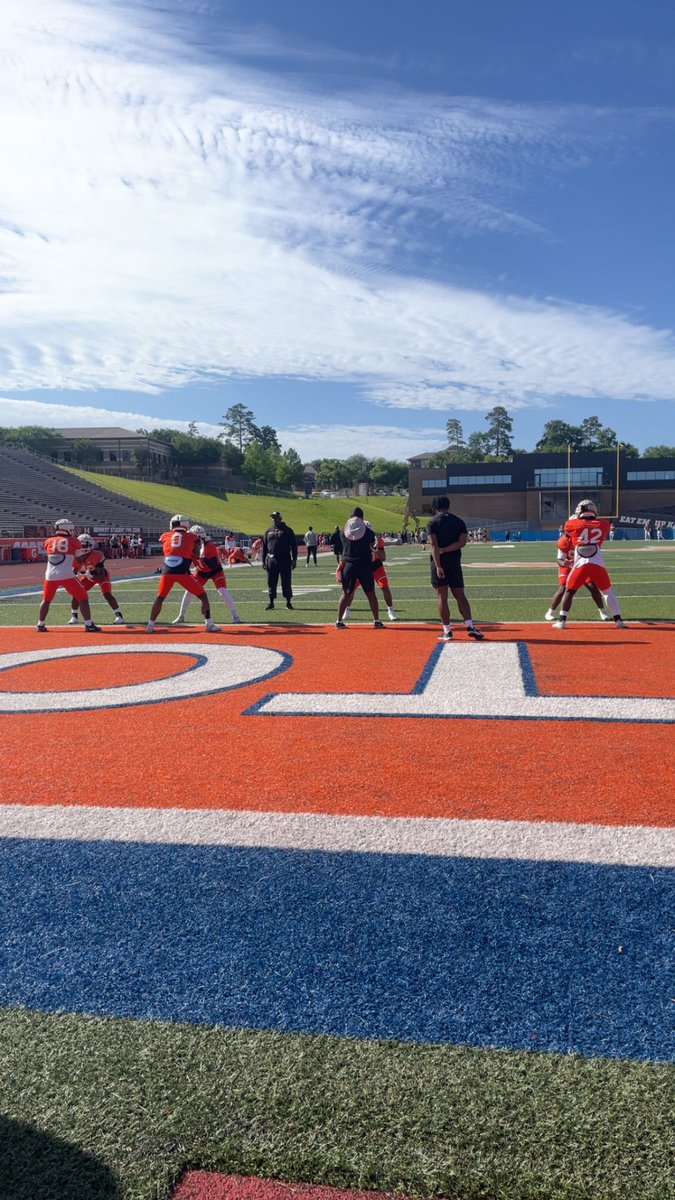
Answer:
[
  {"left": 37, "top": 519, "right": 100, "bottom": 633},
  {"left": 172, "top": 525, "right": 241, "bottom": 625},
  {"left": 553, "top": 500, "right": 626, "bottom": 630},
  {"left": 545, "top": 531, "right": 611, "bottom": 623},
  {"left": 341, "top": 528, "right": 398, "bottom": 622},
  {"left": 68, "top": 535, "right": 126, "bottom": 626},
  {"left": 146, "top": 515, "right": 219, "bottom": 633}
]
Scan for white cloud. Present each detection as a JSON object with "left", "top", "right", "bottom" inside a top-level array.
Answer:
[
  {"left": 0, "top": 0, "right": 674, "bottom": 417},
  {"left": 0, "top": 396, "right": 446, "bottom": 459}
]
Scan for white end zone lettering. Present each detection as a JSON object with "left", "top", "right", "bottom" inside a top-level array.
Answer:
[{"left": 0, "top": 643, "right": 290, "bottom": 713}]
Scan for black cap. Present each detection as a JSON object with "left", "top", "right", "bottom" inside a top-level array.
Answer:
[{"left": 270, "top": 511, "right": 282, "bottom": 518}]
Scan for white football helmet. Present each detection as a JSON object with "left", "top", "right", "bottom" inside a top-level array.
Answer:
[
  {"left": 189, "top": 524, "right": 206, "bottom": 537},
  {"left": 575, "top": 499, "right": 598, "bottom": 517},
  {"left": 170, "top": 514, "right": 190, "bottom": 530},
  {"left": 77, "top": 534, "right": 96, "bottom": 549},
  {"left": 54, "top": 518, "right": 75, "bottom": 533}
]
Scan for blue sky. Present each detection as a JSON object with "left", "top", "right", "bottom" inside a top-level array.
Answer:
[{"left": 1, "top": 0, "right": 674, "bottom": 459}]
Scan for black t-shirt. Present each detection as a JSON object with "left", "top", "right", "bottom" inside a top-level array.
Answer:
[
  {"left": 263, "top": 523, "right": 297, "bottom": 565},
  {"left": 427, "top": 512, "right": 467, "bottom": 561},
  {"left": 342, "top": 527, "right": 375, "bottom": 563}
]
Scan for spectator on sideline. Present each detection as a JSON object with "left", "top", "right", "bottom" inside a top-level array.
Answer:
[
  {"left": 427, "top": 496, "right": 484, "bottom": 642},
  {"left": 335, "top": 507, "right": 383, "bottom": 629},
  {"left": 262, "top": 511, "right": 297, "bottom": 611},
  {"left": 304, "top": 526, "right": 318, "bottom": 566},
  {"left": 329, "top": 525, "right": 342, "bottom": 562}
]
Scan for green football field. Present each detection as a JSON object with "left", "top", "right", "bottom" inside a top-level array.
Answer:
[{"left": 1, "top": 540, "right": 674, "bottom": 626}]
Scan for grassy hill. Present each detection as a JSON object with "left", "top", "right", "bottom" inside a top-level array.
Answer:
[{"left": 68, "top": 469, "right": 406, "bottom": 533}]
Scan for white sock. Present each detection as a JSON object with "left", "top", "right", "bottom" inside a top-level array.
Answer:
[
  {"left": 343, "top": 607, "right": 351, "bottom": 620},
  {"left": 147, "top": 619, "right": 155, "bottom": 629},
  {"left": 218, "top": 587, "right": 239, "bottom": 618},
  {"left": 464, "top": 619, "right": 475, "bottom": 628},
  {"left": 603, "top": 589, "right": 621, "bottom": 617},
  {"left": 85, "top": 619, "right": 93, "bottom": 627}
]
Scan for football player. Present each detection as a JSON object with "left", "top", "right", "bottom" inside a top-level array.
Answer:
[
  {"left": 545, "top": 531, "right": 612, "bottom": 623},
  {"left": 146, "top": 516, "right": 219, "bottom": 633},
  {"left": 172, "top": 526, "right": 241, "bottom": 625},
  {"left": 342, "top": 528, "right": 398, "bottom": 622},
  {"left": 37, "top": 520, "right": 100, "bottom": 633},
  {"left": 553, "top": 500, "right": 626, "bottom": 630},
  {"left": 68, "top": 535, "right": 125, "bottom": 625}
]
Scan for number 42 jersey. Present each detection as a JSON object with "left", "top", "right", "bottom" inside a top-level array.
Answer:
[{"left": 563, "top": 517, "right": 612, "bottom": 569}]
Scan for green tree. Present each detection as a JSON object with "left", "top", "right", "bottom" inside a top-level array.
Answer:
[
  {"left": 132, "top": 446, "right": 151, "bottom": 477},
  {"left": 484, "top": 406, "right": 513, "bottom": 458},
  {"left": 0, "top": 425, "right": 63, "bottom": 457},
  {"left": 535, "top": 421, "right": 585, "bottom": 452},
  {"left": 579, "top": 416, "right": 618, "bottom": 451},
  {"left": 252, "top": 424, "right": 281, "bottom": 453},
  {"left": 344, "top": 455, "right": 373, "bottom": 491},
  {"left": 275, "top": 448, "right": 305, "bottom": 489},
  {"left": 465, "top": 431, "right": 490, "bottom": 461},
  {"left": 618, "top": 442, "right": 640, "bottom": 459},
  {"left": 316, "top": 458, "right": 352, "bottom": 490},
  {"left": 219, "top": 404, "right": 256, "bottom": 455},
  {"left": 445, "top": 418, "right": 465, "bottom": 449},
  {"left": 643, "top": 444, "right": 675, "bottom": 457},
  {"left": 72, "top": 438, "right": 103, "bottom": 468},
  {"left": 242, "top": 441, "right": 273, "bottom": 484},
  {"left": 370, "top": 458, "right": 409, "bottom": 489}
]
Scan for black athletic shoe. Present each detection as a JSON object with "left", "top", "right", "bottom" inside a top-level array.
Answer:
[
  {"left": 438, "top": 631, "right": 453, "bottom": 642},
  {"left": 36, "top": 625, "right": 48, "bottom": 633},
  {"left": 335, "top": 620, "right": 346, "bottom": 629},
  {"left": 84, "top": 623, "right": 102, "bottom": 632},
  {"left": 467, "top": 627, "right": 485, "bottom": 640},
  {"left": 373, "top": 620, "right": 384, "bottom": 629},
  {"left": 286, "top": 601, "right": 294, "bottom": 610},
  {"left": 265, "top": 602, "right": 274, "bottom": 610}
]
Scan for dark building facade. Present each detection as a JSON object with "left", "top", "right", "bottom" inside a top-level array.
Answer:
[{"left": 408, "top": 451, "right": 675, "bottom": 530}]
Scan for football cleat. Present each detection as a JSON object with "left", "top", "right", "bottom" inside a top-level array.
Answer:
[
  {"left": 373, "top": 620, "right": 384, "bottom": 629},
  {"left": 388, "top": 608, "right": 398, "bottom": 621},
  {"left": 205, "top": 620, "right": 220, "bottom": 632},
  {"left": 438, "top": 631, "right": 453, "bottom": 642},
  {"left": 544, "top": 609, "right": 556, "bottom": 621},
  {"left": 335, "top": 620, "right": 347, "bottom": 629},
  {"left": 145, "top": 623, "right": 155, "bottom": 633},
  {"left": 231, "top": 615, "right": 242, "bottom": 624},
  {"left": 114, "top": 614, "right": 125, "bottom": 624},
  {"left": 36, "top": 624, "right": 48, "bottom": 632},
  {"left": 614, "top": 618, "right": 627, "bottom": 629},
  {"left": 600, "top": 610, "right": 613, "bottom": 621},
  {"left": 467, "top": 627, "right": 485, "bottom": 640},
  {"left": 84, "top": 623, "right": 101, "bottom": 632},
  {"left": 67, "top": 615, "right": 79, "bottom": 625},
  {"left": 170, "top": 514, "right": 191, "bottom": 530},
  {"left": 553, "top": 618, "right": 567, "bottom": 630},
  {"left": 54, "top": 519, "right": 75, "bottom": 534}
]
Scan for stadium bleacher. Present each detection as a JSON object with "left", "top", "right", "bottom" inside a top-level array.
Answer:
[{"left": 0, "top": 446, "right": 223, "bottom": 537}]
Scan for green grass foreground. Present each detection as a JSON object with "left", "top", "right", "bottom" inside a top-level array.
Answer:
[
  {"left": 1, "top": 1007, "right": 673, "bottom": 1200},
  {"left": 67, "top": 469, "right": 407, "bottom": 533},
  {"left": 2, "top": 542, "right": 674, "bottom": 625}
]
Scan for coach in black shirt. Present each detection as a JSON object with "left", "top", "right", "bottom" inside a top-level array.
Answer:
[
  {"left": 262, "top": 511, "right": 297, "bottom": 610},
  {"left": 427, "top": 496, "right": 484, "bottom": 641},
  {"left": 336, "top": 507, "right": 383, "bottom": 629}
]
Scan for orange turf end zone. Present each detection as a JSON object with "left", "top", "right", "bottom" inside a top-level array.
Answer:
[
  {"left": 0, "top": 624, "right": 673, "bottom": 827},
  {"left": 171, "top": 1173, "right": 411, "bottom": 1200}
]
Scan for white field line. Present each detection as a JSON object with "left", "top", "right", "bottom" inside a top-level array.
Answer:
[{"left": 0, "top": 804, "right": 672, "bottom": 868}]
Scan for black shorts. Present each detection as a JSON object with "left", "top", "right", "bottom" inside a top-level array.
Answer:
[
  {"left": 342, "top": 560, "right": 375, "bottom": 594},
  {"left": 431, "top": 556, "right": 464, "bottom": 590}
]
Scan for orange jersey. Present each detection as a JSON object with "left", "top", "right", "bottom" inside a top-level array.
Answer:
[
  {"left": 564, "top": 517, "right": 611, "bottom": 570},
  {"left": 160, "top": 529, "right": 199, "bottom": 575},
  {"left": 44, "top": 535, "right": 84, "bottom": 581},
  {"left": 193, "top": 541, "right": 222, "bottom": 578},
  {"left": 77, "top": 549, "right": 109, "bottom": 581}
]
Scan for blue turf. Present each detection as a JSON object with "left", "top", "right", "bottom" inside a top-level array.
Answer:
[{"left": 1, "top": 840, "right": 672, "bottom": 1061}]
